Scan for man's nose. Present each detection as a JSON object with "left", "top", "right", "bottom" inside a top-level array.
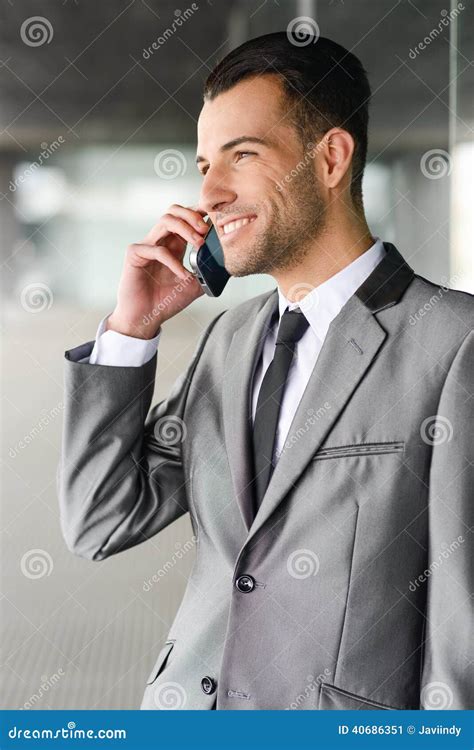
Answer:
[{"left": 199, "top": 170, "right": 237, "bottom": 215}]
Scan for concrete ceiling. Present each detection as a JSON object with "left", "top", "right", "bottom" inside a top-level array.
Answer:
[{"left": 0, "top": 0, "right": 472, "bottom": 157}]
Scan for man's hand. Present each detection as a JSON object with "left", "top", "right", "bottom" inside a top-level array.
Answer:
[{"left": 106, "top": 205, "right": 209, "bottom": 339}]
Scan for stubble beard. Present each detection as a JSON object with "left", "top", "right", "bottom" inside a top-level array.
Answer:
[{"left": 225, "top": 167, "right": 328, "bottom": 278}]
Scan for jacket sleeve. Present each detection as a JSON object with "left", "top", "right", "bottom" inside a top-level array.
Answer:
[
  {"left": 57, "top": 311, "right": 226, "bottom": 561},
  {"left": 420, "top": 329, "right": 474, "bottom": 709}
]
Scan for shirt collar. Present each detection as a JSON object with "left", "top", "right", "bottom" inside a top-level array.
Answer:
[{"left": 276, "top": 237, "right": 386, "bottom": 342}]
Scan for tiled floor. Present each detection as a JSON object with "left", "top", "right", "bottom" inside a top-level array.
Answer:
[{"left": 1, "top": 304, "right": 205, "bottom": 709}]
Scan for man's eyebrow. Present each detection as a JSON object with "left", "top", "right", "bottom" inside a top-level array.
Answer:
[{"left": 195, "top": 136, "right": 271, "bottom": 164}]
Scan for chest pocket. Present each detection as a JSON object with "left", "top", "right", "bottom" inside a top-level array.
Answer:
[{"left": 313, "top": 441, "right": 405, "bottom": 460}]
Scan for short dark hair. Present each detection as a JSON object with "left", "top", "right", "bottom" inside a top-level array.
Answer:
[{"left": 203, "top": 31, "right": 371, "bottom": 213}]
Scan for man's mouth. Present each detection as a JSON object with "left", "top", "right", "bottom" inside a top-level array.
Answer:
[{"left": 217, "top": 214, "right": 257, "bottom": 238}]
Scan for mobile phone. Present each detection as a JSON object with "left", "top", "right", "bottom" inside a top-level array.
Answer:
[{"left": 189, "top": 216, "right": 230, "bottom": 297}]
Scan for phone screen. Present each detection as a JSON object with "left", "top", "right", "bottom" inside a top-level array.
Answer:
[{"left": 190, "top": 220, "right": 230, "bottom": 297}]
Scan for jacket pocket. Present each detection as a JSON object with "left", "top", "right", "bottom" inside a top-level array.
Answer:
[
  {"left": 146, "top": 640, "right": 175, "bottom": 685},
  {"left": 318, "top": 682, "right": 399, "bottom": 710},
  {"left": 313, "top": 441, "right": 405, "bottom": 461}
]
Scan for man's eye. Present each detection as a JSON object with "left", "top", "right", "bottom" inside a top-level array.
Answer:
[
  {"left": 198, "top": 151, "right": 255, "bottom": 175},
  {"left": 235, "top": 151, "right": 254, "bottom": 161}
]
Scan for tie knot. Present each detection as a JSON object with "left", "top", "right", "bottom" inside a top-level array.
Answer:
[{"left": 275, "top": 307, "right": 309, "bottom": 346}]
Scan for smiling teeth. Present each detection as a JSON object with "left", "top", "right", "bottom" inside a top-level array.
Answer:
[{"left": 223, "top": 217, "right": 255, "bottom": 234}]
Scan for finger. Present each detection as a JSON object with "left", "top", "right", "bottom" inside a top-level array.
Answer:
[
  {"left": 143, "top": 205, "right": 208, "bottom": 245},
  {"left": 190, "top": 204, "right": 209, "bottom": 220},
  {"left": 129, "top": 243, "right": 189, "bottom": 280},
  {"left": 170, "top": 204, "right": 209, "bottom": 231},
  {"left": 143, "top": 214, "right": 207, "bottom": 249}
]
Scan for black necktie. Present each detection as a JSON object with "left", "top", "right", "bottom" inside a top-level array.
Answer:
[{"left": 251, "top": 307, "right": 310, "bottom": 516}]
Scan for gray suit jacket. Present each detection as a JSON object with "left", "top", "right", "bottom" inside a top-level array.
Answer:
[{"left": 58, "top": 242, "right": 473, "bottom": 710}]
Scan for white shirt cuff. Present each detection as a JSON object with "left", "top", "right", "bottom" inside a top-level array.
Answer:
[{"left": 84, "top": 313, "right": 161, "bottom": 366}]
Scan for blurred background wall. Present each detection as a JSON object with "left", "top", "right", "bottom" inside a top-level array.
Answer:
[{"left": 1, "top": 0, "right": 473, "bottom": 709}]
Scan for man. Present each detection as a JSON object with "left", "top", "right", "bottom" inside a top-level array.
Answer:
[{"left": 58, "top": 32, "right": 473, "bottom": 710}]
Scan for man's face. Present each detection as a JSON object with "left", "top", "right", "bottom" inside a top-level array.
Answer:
[{"left": 196, "top": 74, "right": 328, "bottom": 277}]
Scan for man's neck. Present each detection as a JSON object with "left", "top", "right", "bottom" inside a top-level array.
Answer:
[{"left": 272, "top": 221, "right": 375, "bottom": 301}]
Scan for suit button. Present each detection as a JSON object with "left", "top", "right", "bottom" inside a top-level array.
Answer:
[
  {"left": 201, "top": 676, "right": 216, "bottom": 694},
  {"left": 235, "top": 574, "right": 255, "bottom": 593}
]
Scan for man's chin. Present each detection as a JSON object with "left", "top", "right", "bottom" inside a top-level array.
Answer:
[
  {"left": 223, "top": 262, "right": 254, "bottom": 278},
  {"left": 222, "top": 238, "right": 278, "bottom": 277},
  {"left": 225, "top": 262, "right": 274, "bottom": 278},
  {"left": 222, "top": 249, "right": 247, "bottom": 277}
]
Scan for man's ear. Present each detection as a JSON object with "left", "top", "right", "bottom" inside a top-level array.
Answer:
[{"left": 320, "top": 128, "right": 355, "bottom": 190}]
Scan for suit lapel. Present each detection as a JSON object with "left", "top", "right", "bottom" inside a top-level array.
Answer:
[
  {"left": 222, "top": 289, "right": 279, "bottom": 531},
  {"left": 222, "top": 242, "right": 415, "bottom": 540},
  {"left": 245, "top": 295, "right": 387, "bottom": 543}
]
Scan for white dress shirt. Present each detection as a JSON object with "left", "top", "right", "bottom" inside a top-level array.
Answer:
[
  {"left": 87, "top": 315, "right": 161, "bottom": 366},
  {"left": 85, "top": 237, "right": 386, "bottom": 460},
  {"left": 252, "top": 238, "right": 386, "bottom": 462}
]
